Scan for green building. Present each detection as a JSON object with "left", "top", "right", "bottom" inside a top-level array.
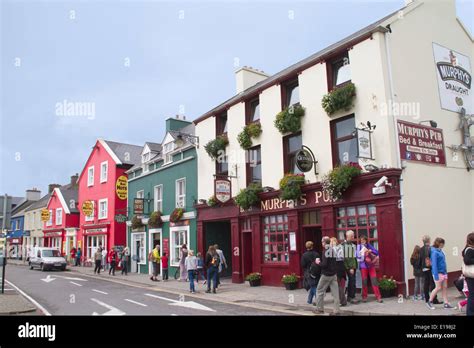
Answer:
[{"left": 126, "top": 116, "right": 198, "bottom": 276}]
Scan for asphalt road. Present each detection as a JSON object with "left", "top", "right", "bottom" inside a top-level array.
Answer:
[{"left": 4, "top": 264, "right": 288, "bottom": 316}]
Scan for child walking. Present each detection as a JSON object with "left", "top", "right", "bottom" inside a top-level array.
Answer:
[
  {"left": 410, "top": 245, "right": 424, "bottom": 300},
  {"left": 458, "top": 276, "right": 469, "bottom": 312},
  {"left": 161, "top": 253, "right": 169, "bottom": 281}
]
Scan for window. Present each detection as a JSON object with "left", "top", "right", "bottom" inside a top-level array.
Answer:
[
  {"left": 170, "top": 227, "right": 189, "bottom": 266},
  {"left": 46, "top": 210, "right": 53, "bottom": 226},
  {"left": 85, "top": 201, "right": 95, "bottom": 222},
  {"left": 87, "top": 235, "right": 105, "bottom": 259},
  {"left": 216, "top": 112, "right": 228, "bottom": 135},
  {"left": 283, "top": 132, "right": 302, "bottom": 174},
  {"left": 247, "top": 146, "right": 261, "bottom": 185},
  {"left": 87, "top": 166, "right": 94, "bottom": 186},
  {"left": 55, "top": 208, "right": 62, "bottom": 225},
  {"left": 15, "top": 221, "right": 20, "bottom": 230},
  {"left": 246, "top": 98, "right": 260, "bottom": 123},
  {"left": 262, "top": 214, "right": 289, "bottom": 263},
  {"left": 142, "top": 152, "right": 150, "bottom": 164},
  {"left": 131, "top": 232, "right": 146, "bottom": 265},
  {"left": 216, "top": 153, "right": 228, "bottom": 177},
  {"left": 302, "top": 210, "right": 321, "bottom": 226},
  {"left": 176, "top": 178, "right": 186, "bottom": 208},
  {"left": 136, "top": 190, "right": 144, "bottom": 199},
  {"left": 328, "top": 53, "right": 351, "bottom": 90},
  {"left": 163, "top": 142, "right": 175, "bottom": 165},
  {"left": 282, "top": 79, "right": 299, "bottom": 109},
  {"left": 98, "top": 199, "right": 108, "bottom": 220},
  {"left": 336, "top": 204, "right": 378, "bottom": 249},
  {"left": 154, "top": 185, "right": 163, "bottom": 212},
  {"left": 100, "top": 161, "right": 108, "bottom": 183},
  {"left": 331, "top": 115, "right": 357, "bottom": 166}
]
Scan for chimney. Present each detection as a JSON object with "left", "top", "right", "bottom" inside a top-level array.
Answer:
[
  {"left": 25, "top": 188, "right": 41, "bottom": 201},
  {"left": 235, "top": 66, "right": 269, "bottom": 94},
  {"left": 71, "top": 173, "right": 79, "bottom": 186},
  {"left": 48, "top": 184, "right": 61, "bottom": 194}
]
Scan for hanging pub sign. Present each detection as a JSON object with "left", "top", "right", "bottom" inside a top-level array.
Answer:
[
  {"left": 40, "top": 209, "right": 51, "bottom": 222},
  {"left": 215, "top": 178, "right": 231, "bottom": 203},
  {"left": 116, "top": 175, "right": 128, "bottom": 200},
  {"left": 356, "top": 128, "right": 373, "bottom": 159},
  {"left": 133, "top": 198, "right": 144, "bottom": 215},
  {"left": 433, "top": 43, "right": 472, "bottom": 114},
  {"left": 397, "top": 120, "right": 446, "bottom": 166},
  {"left": 114, "top": 214, "right": 128, "bottom": 223},
  {"left": 295, "top": 146, "right": 318, "bottom": 174},
  {"left": 81, "top": 200, "right": 94, "bottom": 216}
]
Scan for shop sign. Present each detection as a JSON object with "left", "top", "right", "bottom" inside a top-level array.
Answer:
[
  {"left": 11, "top": 238, "right": 21, "bottom": 244},
  {"left": 295, "top": 146, "right": 318, "bottom": 174},
  {"left": 356, "top": 129, "right": 373, "bottom": 159},
  {"left": 114, "top": 214, "right": 128, "bottom": 223},
  {"left": 260, "top": 190, "right": 332, "bottom": 212},
  {"left": 44, "top": 232, "right": 62, "bottom": 237},
  {"left": 163, "top": 238, "right": 169, "bottom": 257},
  {"left": 116, "top": 176, "right": 128, "bottom": 200},
  {"left": 40, "top": 209, "right": 51, "bottom": 222},
  {"left": 215, "top": 179, "right": 231, "bottom": 203},
  {"left": 133, "top": 198, "right": 144, "bottom": 215},
  {"left": 83, "top": 228, "right": 107, "bottom": 234},
  {"left": 82, "top": 201, "right": 94, "bottom": 216},
  {"left": 397, "top": 120, "right": 446, "bottom": 165},
  {"left": 433, "top": 43, "right": 472, "bottom": 114},
  {"left": 289, "top": 232, "right": 296, "bottom": 251}
]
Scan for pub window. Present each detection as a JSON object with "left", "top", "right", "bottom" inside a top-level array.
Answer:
[
  {"left": 216, "top": 112, "right": 228, "bottom": 135},
  {"left": 246, "top": 98, "right": 260, "bottom": 124},
  {"left": 216, "top": 153, "right": 228, "bottom": 177},
  {"left": 302, "top": 210, "right": 321, "bottom": 226},
  {"left": 327, "top": 52, "right": 351, "bottom": 90},
  {"left": 331, "top": 115, "right": 357, "bottom": 166},
  {"left": 283, "top": 132, "right": 302, "bottom": 174},
  {"left": 262, "top": 214, "right": 289, "bottom": 263},
  {"left": 281, "top": 79, "right": 299, "bottom": 109},
  {"left": 336, "top": 204, "right": 378, "bottom": 249},
  {"left": 247, "top": 146, "right": 261, "bottom": 185}
]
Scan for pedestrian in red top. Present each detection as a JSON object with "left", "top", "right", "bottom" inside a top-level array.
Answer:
[
  {"left": 108, "top": 247, "right": 117, "bottom": 276},
  {"left": 70, "top": 247, "right": 76, "bottom": 265},
  {"left": 161, "top": 253, "right": 169, "bottom": 281}
]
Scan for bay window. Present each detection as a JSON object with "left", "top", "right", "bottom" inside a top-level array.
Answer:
[{"left": 336, "top": 204, "right": 378, "bottom": 250}]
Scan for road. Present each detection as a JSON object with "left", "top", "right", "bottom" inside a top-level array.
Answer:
[{"left": 4, "top": 265, "right": 288, "bottom": 316}]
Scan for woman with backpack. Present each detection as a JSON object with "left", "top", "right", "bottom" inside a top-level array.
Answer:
[
  {"left": 410, "top": 245, "right": 424, "bottom": 300},
  {"left": 427, "top": 237, "right": 454, "bottom": 310},
  {"left": 300, "top": 241, "right": 320, "bottom": 305},
  {"left": 205, "top": 245, "right": 219, "bottom": 294},
  {"left": 462, "top": 232, "right": 474, "bottom": 316},
  {"left": 356, "top": 236, "right": 382, "bottom": 303}
]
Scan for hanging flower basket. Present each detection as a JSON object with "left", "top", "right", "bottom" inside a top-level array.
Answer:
[
  {"left": 148, "top": 211, "right": 163, "bottom": 228},
  {"left": 279, "top": 173, "right": 305, "bottom": 201},
  {"left": 274, "top": 104, "right": 305, "bottom": 134},
  {"left": 207, "top": 196, "right": 218, "bottom": 207},
  {"left": 170, "top": 208, "right": 184, "bottom": 222},
  {"left": 204, "top": 135, "right": 229, "bottom": 160},
  {"left": 131, "top": 215, "right": 144, "bottom": 230},
  {"left": 321, "top": 82, "right": 356, "bottom": 115},
  {"left": 237, "top": 122, "right": 262, "bottom": 150},
  {"left": 321, "top": 162, "right": 362, "bottom": 201},
  {"left": 234, "top": 183, "right": 263, "bottom": 210}
]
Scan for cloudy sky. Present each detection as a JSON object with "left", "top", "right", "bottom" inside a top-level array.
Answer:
[{"left": 1, "top": 0, "right": 473, "bottom": 197}]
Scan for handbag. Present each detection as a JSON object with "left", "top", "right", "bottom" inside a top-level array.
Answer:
[{"left": 462, "top": 247, "right": 474, "bottom": 278}]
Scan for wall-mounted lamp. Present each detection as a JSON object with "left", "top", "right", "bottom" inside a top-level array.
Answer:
[{"left": 419, "top": 120, "right": 438, "bottom": 128}]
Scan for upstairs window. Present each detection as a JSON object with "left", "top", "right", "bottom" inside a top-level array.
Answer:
[
  {"left": 55, "top": 208, "right": 62, "bottom": 225},
  {"left": 176, "top": 178, "right": 186, "bottom": 208},
  {"left": 216, "top": 112, "right": 228, "bottom": 135},
  {"left": 328, "top": 53, "right": 351, "bottom": 90},
  {"left": 154, "top": 185, "right": 163, "bottom": 213},
  {"left": 282, "top": 79, "right": 299, "bottom": 109},
  {"left": 216, "top": 153, "right": 228, "bottom": 177},
  {"left": 331, "top": 115, "right": 357, "bottom": 166},
  {"left": 283, "top": 132, "right": 302, "bottom": 174},
  {"left": 246, "top": 98, "right": 260, "bottom": 123},
  {"left": 247, "top": 146, "right": 262, "bottom": 185},
  {"left": 163, "top": 142, "right": 175, "bottom": 165},
  {"left": 100, "top": 161, "right": 108, "bottom": 183},
  {"left": 47, "top": 210, "right": 53, "bottom": 226},
  {"left": 87, "top": 166, "right": 94, "bottom": 186},
  {"left": 98, "top": 199, "right": 108, "bottom": 220}
]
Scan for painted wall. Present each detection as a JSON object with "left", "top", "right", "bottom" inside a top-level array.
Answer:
[{"left": 24, "top": 206, "right": 47, "bottom": 247}]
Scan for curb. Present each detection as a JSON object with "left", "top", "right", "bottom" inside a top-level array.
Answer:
[{"left": 0, "top": 308, "right": 37, "bottom": 315}]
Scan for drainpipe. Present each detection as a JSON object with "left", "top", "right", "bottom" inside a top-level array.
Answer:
[{"left": 384, "top": 28, "right": 410, "bottom": 297}]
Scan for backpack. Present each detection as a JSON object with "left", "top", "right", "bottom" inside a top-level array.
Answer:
[
  {"left": 211, "top": 254, "right": 220, "bottom": 268},
  {"left": 309, "top": 261, "right": 321, "bottom": 278}
]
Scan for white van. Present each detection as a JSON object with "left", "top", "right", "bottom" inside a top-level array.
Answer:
[{"left": 29, "top": 247, "right": 67, "bottom": 271}]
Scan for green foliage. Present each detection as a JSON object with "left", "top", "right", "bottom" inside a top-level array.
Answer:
[
  {"left": 170, "top": 208, "right": 184, "bottom": 222},
  {"left": 245, "top": 272, "right": 262, "bottom": 281},
  {"left": 321, "top": 162, "right": 362, "bottom": 201},
  {"left": 131, "top": 215, "right": 144, "bottom": 230},
  {"left": 237, "top": 122, "right": 262, "bottom": 150},
  {"left": 279, "top": 173, "right": 306, "bottom": 201},
  {"left": 281, "top": 273, "right": 300, "bottom": 284},
  {"left": 274, "top": 104, "right": 305, "bottom": 134},
  {"left": 207, "top": 196, "right": 218, "bottom": 207},
  {"left": 321, "top": 82, "right": 356, "bottom": 115},
  {"left": 378, "top": 275, "right": 397, "bottom": 290},
  {"left": 148, "top": 211, "right": 163, "bottom": 228},
  {"left": 234, "top": 183, "right": 263, "bottom": 210},
  {"left": 204, "top": 135, "right": 229, "bottom": 160}
]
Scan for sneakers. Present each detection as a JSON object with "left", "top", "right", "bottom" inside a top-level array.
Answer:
[
  {"left": 426, "top": 301, "right": 435, "bottom": 310},
  {"left": 443, "top": 303, "right": 454, "bottom": 309},
  {"left": 205, "top": 289, "right": 211, "bottom": 293},
  {"left": 349, "top": 299, "right": 360, "bottom": 304}
]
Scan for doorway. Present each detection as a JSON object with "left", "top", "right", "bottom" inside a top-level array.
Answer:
[
  {"left": 302, "top": 227, "right": 323, "bottom": 255},
  {"left": 204, "top": 221, "right": 232, "bottom": 278},
  {"left": 149, "top": 230, "right": 162, "bottom": 276},
  {"left": 242, "top": 232, "right": 253, "bottom": 278}
]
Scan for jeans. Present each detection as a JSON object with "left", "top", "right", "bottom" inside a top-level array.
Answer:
[
  {"left": 75, "top": 257, "right": 81, "bottom": 266},
  {"left": 315, "top": 274, "right": 340, "bottom": 312},
  {"left": 207, "top": 267, "right": 218, "bottom": 290},
  {"left": 307, "top": 285, "right": 317, "bottom": 304},
  {"left": 361, "top": 267, "right": 381, "bottom": 300},
  {"left": 162, "top": 268, "right": 168, "bottom": 280},
  {"left": 414, "top": 275, "right": 424, "bottom": 297},
  {"left": 109, "top": 261, "right": 116, "bottom": 275},
  {"left": 346, "top": 269, "right": 356, "bottom": 300},
  {"left": 121, "top": 261, "right": 128, "bottom": 275},
  {"left": 94, "top": 260, "right": 102, "bottom": 274},
  {"left": 188, "top": 270, "right": 196, "bottom": 292},
  {"left": 466, "top": 277, "right": 474, "bottom": 316},
  {"left": 197, "top": 268, "right": 206, "bottom": 281},
  {"left": 338, "top": 277, "right": 347, "bottom": 305}
]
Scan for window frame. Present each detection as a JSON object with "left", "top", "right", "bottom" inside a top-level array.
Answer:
[
  {"left": 282, "top": 131, "right": 302, "bottom": 174},
  {"left": 281, "top": 78, "right": 300, "bottom": 110},
  {"left": 262, "top": 214, "right": 289, "bottom": 264},
  {"left": 335, "top": 204, "right": 378, "bottom": 249},
  {"left": 100, "top": 161, "right": 108, "bottom": 183},
  {"left": 87, "top": 166, "right": 94, "bottom": 187},
  {"left": 330, "top": 114, "right": 357, "bottom": 167},
  {"left": 55, "top": 208, "right": 63, "bottom": 225},
  {"left": 215, "top": 152, "right": 228, "bottom": 177},
  {"left": 246, "top": 145, "right": 262, "bottom": 186},
  {"left": 216, "top": 112, "right": 228, "bottom": 136},
  {"left": 154, "top": 184, "right": 163, "bottom": 213},
  {"left": 326, "top": 51, "right": 351, "bottom": 91},
  {"left": 98, "top": 198, "right": 108, "bottom": 220},
  {"left": 245, "top": 97, "right": 261, "bottom": 124},
  {"left": 175, "top": 178, "right": 186, "bottom": 209},
  {"left": 46, "top": 209, "right": 53, "bottom": 226},
  {"left": 169, "top": 226, "right": 190, "bottom": 267}
]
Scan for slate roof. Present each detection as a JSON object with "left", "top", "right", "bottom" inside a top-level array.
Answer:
[
  {"left": 57, "top": 183, "right": 79, "bottom": 213},
  {"left": 25, "top": 192, "right": 52, "bottom": 212},
  {"left": 103, "top": 140, "right": 143, "bottom": 166}
]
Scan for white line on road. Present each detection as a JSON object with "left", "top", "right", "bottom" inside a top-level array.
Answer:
[
  {"left": 145, "top": 293, "right": 215, "bottom": 312},
  {"left": 92, "top": 289, "right": 108, "bottom": 295},
  {"left": 4, "top": 279, "right": 52, "bottom": 316},
  {"left": 124, "top": 299, "right": 148, "bottom": 307},
  {"left": 70, "top": 281, "right": 82, "bottom": 287},
  {"left": 90, "top": 298, "right": 126, "bottom": 315},
  {"left": 145, "top": 293, "right": 177, "bottom": 303}
]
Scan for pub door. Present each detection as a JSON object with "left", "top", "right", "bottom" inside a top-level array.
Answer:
[
  {"left": 242, "top": 232, "right": 253, "bottom": 278},
  {"left": 302, "top": 227, "right": 322, "bottom": 255}
]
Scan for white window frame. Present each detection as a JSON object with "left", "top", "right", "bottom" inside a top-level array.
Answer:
[
  {"left": 163, "top": 142, "right": 175, "bottom": 165},
  {"left": 175, "top": 178, "right": 186, "bottom": 209},
  {"left": 55, "top": 208, "right": 63, "bottom": 225},
  {"left": 131, "top": 232, "right": 146, "bottom": 266},
  {"left": 169, "top": 225, "right": 190, "bottom": 267},
  {"left": 85, "top": 201, "right": 95, "bottom": 222},
  {"left": 154, "top": 185, "right": 163, "bottom": 212},
  {"left": 98, "top": 199, "right": 108, "bottom": 220},
  {"left": 100, "top": 161, "right": 108, "bottom": 183},
  {"left": 137, "top": 190, "right": 144, "bottom": 199},
  {"left": 46, "top": 209, "right": 53, "bottom": 226},
  {"left": 87, "top": 166, "right": 95, "bottom": 187}
]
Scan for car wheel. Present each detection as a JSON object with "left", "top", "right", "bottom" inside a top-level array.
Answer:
[
  {"left": 29, "top": 262, "right": 33, "bottom": 270},
  {"left": 61, "top": 266, "right": 66, "bottom": 271},
  {"left": 41, "top": 263, "right": 46, "bottom": 272}
]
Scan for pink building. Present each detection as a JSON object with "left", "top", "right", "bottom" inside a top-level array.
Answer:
[
  {"left": 43, "top": 175, "right": 80, "bottom": 260},
  {"left": 77, "top": 139, "right": 141, "bottom": 261}
]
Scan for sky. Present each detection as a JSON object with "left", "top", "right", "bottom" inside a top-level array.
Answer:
[{"left": 0, "top": 0, "right": 473, "bottom": 197}]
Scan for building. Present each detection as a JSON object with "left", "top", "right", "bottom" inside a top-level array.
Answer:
[
  {"left": 77, "top": 139, "right": 141, "bottom": 262},
  {"left": 126, "top": 116, "right": 198, "bottom": 276},
  {"left": 42, "top": 175, "right": 80, "bottom": 260},
  {"left": 193, "top": 0, "right": 473, "bottom": 291},
  {"left": 0, "top": 194, "right": 24, "bottom": 233}
]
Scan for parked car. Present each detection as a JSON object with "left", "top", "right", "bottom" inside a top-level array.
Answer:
[{"left": 29, "top": 247, "right": 67, "bottom": 271}]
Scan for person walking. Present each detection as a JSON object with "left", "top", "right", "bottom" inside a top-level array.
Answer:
[
  {"left": 149, "top": 244, "right": 161, "bottom": 282},
  {"left": 94, "top": 247, "right": 102, "bottom": 274},
  {"left": 196, "top": 252, "right": 206, "bottom": 284},
  {"left": 70, "top": 247, "right": 76, "bottom": 265},
  {"left": 101, "top": 247, "right": 108, "bottom": 272},
  {"left": 332, "top": 237, "right": 347, "bottom": 307},
  {"left": 342, "top": 230, "right": 359, "bottom": 304},
  {"left": 410, "top": 245, "right": 424, "bottom": 300},
  {"left": 75, "top": 247, "right": 82, "bottom": 267},
  {"left": 108, "top": 247, "right": 117, "bottom": 276},
  {"left": 462, "top": 232, "right": 474, "bottom": 316},
  {"left": 427, "top": 238, "right": 454, "bottom": 310},
  {"left": 120, "top": 247, "right": 129, "bottom": 275},
  {"left": 301, "top": 241, "right": 320, "bottom": 305},
  {"left": 314, "top": 236, "right": 340, "bottom": 315},
  {"left": 179, "top": 244, "right": 188, "bottom": 282},
  {"left": 214, "top": 244, "right": 227, "bottom": 288},
  {"left": 161, "top": 252, "right": 169, "bottom": 281},
  {"left": 205, "top": 245, "right": 220, "bottom": 294},
  {"left": 420, "top": 235, "right": 439, "bottom": 305},
  {"left": 357, "top": 236, "right": 383, "bottom": 303},
  {"left": 185, "top": 250, "right": 198, "bottom": 293}
]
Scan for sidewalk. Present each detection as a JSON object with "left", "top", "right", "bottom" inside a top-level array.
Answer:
[
  {"left": 0, "top": 277, "right": 38, "bottom": 315},
  {"left": 7, "top": 259, "right": 466, "bottom": 316}
]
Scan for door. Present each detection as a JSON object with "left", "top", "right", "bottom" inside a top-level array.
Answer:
[
  {"left": 149, "top": 231, "right": 161, "bottom": 275},
  {"left": 242, "top": 232, "right": 253, "bottom": 278},
  {"left": 302, "top": 227, "right": 322, "bottom": 255}
]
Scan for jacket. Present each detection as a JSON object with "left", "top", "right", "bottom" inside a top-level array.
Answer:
[
  {"left": 301, "top": 250, "right": 318, "bottom": 272},
  {"left": 463, "top": 247, "right": 474, "bottom": 279},
  {"left": 320, "top": 246, "right": 337, "bottom": 277},
  {"left": 430, "top": 248, "right": 447, "bottom": 280},
  {"left": 161, "top": 255, "right": 169, "bottom": 269},
  {"left": 356, "top": 243, "right": 379, "bottom": 269},
  {"left": 334, "top": 245, "right": 347, "bottom": 279},
  {"left": 342, "top": 240, "right": 358, "bottom": 270},
  {"left": 152, "top": 248, "right": 161, "bottom": 263},
  {"left": 94, "top": 250, "right": 102, "bottom": 261},
  {"left": 419, "top": 244, "right": 432, "bottom": 271},
  {"left": 108, "top": 251, "right": 117, "bottom": 263},
  {"left": 410, "top": 255, "right": 423, "bottom": 277},
  {"left": 205, "top": 252, "right": 219, "bottom": 268},
  {"left": 185, "top": 256, "right": 197, "bottom": 271}
]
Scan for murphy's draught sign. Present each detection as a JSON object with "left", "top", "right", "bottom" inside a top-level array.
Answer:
[{"left": 433, "top": 43, "right": 472, "bottom": 114}]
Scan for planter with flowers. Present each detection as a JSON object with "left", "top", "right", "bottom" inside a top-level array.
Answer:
[
  {"left": 279, "top": 173, "right": 306, "bottom": 201},
  {"left": 245, "top": 272, "right": 262, "bottom": 287},
  {"left": 237, "top": 122, "right": 262, "bottom": 150},
  {"left": 274, "top": 104, "right": 306, "bottom": 134},
  {"left": 234, "top": 183, "right": 263, "bottom": 210},
  {"left": 204, "top": 135, "right": 229, "bottom": 160},
  {"left": 378, "top": 275, "right": 397, "bottom": 298},
  {"left": 321, "top": 82, "right": 356, "bottom": 116},
  {"left": 148, "top": 211, "right": 163, "bottom": 229},
  {"left": 131, "top": 215, "right": 144, "bottom": 230},
  {"left": 169, "top": 208, "right": 184, "bottom": 223},
  {"left": 281, "top": 273, "right": 300, "bottom": 290},
  {"left": 321, "top": 162, "right": 362, "bottom": 201}
]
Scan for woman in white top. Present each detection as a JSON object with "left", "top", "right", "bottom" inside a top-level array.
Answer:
[{"left": 185, "top": 250, "right": 197, "bottom": 293}]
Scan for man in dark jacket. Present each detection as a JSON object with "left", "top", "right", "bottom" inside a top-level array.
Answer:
[
  {"left": 420, "top": 235, "right": 439, "bottom": 304},
  {"left": 314, "top": 237, "right": 340, "bottom": 314},
  {"left": 342, "top": 230, "right": 359, "bottom": 304},
  {"left": 301, "top": 241, "right": 320, "bottom": 305}
]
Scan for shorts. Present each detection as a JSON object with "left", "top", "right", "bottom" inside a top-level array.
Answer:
[{"left": 434, "top": 273, "right": 448, "bottom": 282}]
